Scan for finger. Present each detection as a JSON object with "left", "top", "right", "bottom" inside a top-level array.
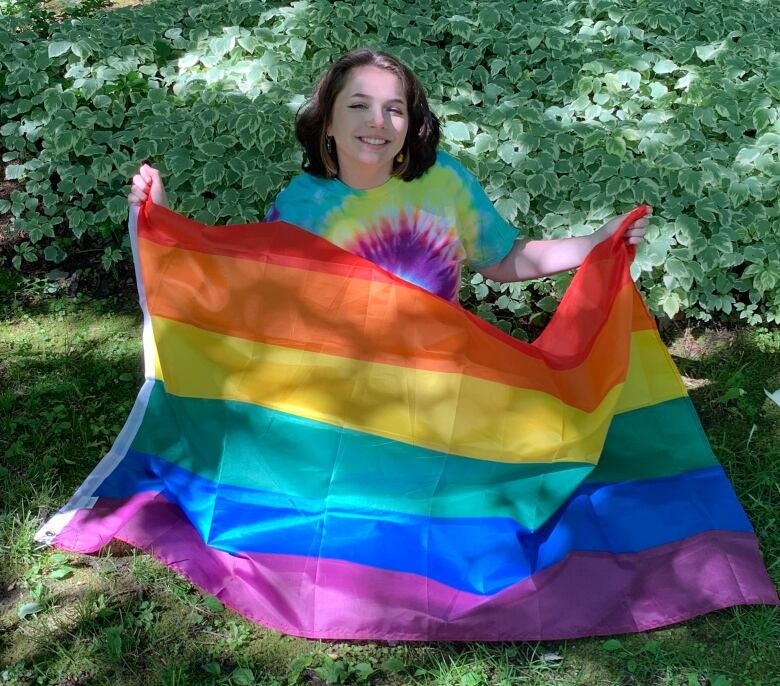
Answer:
[
  {"left": 129, "top": 188, "right": 147, "bottom": 202},
  {"left": 132, "top": 173, "right": 149, "bottom": 189},
  {"left": 128, "top": 192, "right": 144, "bottom": 206}
]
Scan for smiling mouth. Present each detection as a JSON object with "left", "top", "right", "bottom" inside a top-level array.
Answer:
[{"left": 357, "top": 136, "right": 390, "bottom": 146}]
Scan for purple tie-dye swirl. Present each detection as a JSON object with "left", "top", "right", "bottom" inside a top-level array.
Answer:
[{"left": 345, "top": 209, "right": 462, "bottom": 301}]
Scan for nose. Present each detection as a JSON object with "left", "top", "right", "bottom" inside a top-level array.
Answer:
[{"left": 369, "top": 105, "right": 386, "bottom": 128}]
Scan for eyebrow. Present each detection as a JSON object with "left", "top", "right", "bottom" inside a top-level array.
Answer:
[{"left": 349, "top": 92, "right": 406, "bottom": 105}]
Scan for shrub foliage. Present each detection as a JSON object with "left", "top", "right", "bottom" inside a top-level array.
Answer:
[{"left": 1, "top": 0, "right": 779, "bottom": 324}]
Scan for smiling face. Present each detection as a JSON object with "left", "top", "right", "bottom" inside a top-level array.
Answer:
[{"left": 326, "top": 65, "right": 409, "bottom": 189}]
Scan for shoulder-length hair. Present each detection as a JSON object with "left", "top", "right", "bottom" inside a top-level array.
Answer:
[{"left": 295, "top": 48, "right": 440, "bottom": 182}]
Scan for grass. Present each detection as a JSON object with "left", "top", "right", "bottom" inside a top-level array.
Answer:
[{"left": 0, "top": 280, "right": 778, "bottom": 686}]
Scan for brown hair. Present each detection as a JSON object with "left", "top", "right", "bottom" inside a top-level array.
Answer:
[{"left": 295, "top": 49, "right": 440, "bottom": 182}]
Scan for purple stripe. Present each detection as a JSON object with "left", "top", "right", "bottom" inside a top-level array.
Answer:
[{"left": 54, "top": 493, "right": 779, "bottom": 641}]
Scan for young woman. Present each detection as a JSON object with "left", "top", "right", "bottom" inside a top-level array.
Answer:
[{"left": 128, "top": 48, "right": 650, "bottom": 302}]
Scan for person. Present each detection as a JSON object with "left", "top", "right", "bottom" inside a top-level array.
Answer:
[{"left": 128, "top": 48, "right": 650, "bottom": 302}]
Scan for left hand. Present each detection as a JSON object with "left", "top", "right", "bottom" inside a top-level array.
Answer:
[{"left": 595, "top": 207, "right": 652, "bottom": 247}]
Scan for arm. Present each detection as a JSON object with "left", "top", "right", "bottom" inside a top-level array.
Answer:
[{"left": 478, "top": 209, "right": 652, "bottom": 283}]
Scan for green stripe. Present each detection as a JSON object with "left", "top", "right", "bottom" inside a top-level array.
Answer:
[
  {"left": 589, "top": 396, "right": 717, "bottom": 482},
  {"left": 131, "top": 384, "right": 716, "bottom": 528},
  {"left": 132, "top": 382, "right": 590, "bottom": 529}
]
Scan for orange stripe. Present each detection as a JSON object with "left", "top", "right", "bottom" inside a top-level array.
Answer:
[
  {"left": 140, "top": 238, "right": 647, "bottom": 412},
  {"left": 139, "top": 202, "right": 653, "bottom": 351}
]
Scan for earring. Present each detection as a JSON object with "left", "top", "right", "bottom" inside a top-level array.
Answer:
[
  {"left": 326, "top": 136, "right": 334, "bottom": 155},
  {"left": 395, "top": 151, "right": 405, "bottom": 163}
]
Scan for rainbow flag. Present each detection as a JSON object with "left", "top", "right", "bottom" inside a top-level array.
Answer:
[{"left": 37, "top": 200, "right": 778, "bottom": 640}]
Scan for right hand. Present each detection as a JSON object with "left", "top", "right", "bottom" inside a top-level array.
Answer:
[{"left": 128, "top": 164, "right": 168, "bottom": 208}]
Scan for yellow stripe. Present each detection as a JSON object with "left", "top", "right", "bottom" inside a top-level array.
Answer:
[
  {"left": 622, "top": 328, "right": 687, "bottom": 413},
  {"left": 149, "top": 317, "right": 683, "bottom": 464}
]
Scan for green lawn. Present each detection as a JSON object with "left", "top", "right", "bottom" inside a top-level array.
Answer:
[{"left": 0, "top": 287, "right": 778, "bottom": 686}]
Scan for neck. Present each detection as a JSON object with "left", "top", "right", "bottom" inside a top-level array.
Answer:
[{"left": 338, "top": 163, "right": 394, "bottom": 190}]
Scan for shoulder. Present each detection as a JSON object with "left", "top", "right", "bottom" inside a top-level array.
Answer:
[
  {"left": 432, "top": 150, "right": 480, "bottom": 188},
  {"left": 276, "top": 172, "right": 332, "bottom": 199},
  {"left": 270, "top": 172, "right": 347, "bottom": 230},
  {"left": 399, "top": 150, "right": 474, "bottom": 190}
]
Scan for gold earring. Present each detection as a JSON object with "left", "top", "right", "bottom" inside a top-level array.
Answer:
[{"left": 395, "top": 151, "right": 405, "bottom": 163}]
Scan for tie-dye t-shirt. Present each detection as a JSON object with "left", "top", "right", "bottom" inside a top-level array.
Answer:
[{"left": 265, "top": 151, "right": 517, "bottom": 301}]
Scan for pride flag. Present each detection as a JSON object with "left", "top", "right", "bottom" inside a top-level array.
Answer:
[{"left": 37, "top": 200, "right": 778, "bottom": 640}]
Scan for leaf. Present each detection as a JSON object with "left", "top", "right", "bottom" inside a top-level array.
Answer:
[
  {"left": 473, "top": 133, "right": 493, "bottom": 155},
  {"left": 200, "top": 142, "right": 227, "bottom": 157},
  {"left": 382, "top": 657, "right": 406, "bottom": 674},
  {"left": 605, "top": 177, "right": 625, "bottom": 197},
  {"left": 659, "top": 153, "right": 685, "bottom": 170},
  {"left": 659, "top": 289, "right": 682, "bottom": 318},
  {"left": 497, "top": 142, "right": 516, "bottom": 165},
  {"left": 648, "top": 82, "right": 668, "bottom": 99},
  {"left": 92, "top": 94, "right": 111, "bottom": 109},
  {"left": 201, "top": 595, "right": 224, "bottom": 613},
  {"left": 537, "top": 296, "right": 558, "bottom": 313},
  {"left": 49, "top": 565, "right": 75, "bottom": 579},
  {"left": 616, "top": 69, "right": 641, "bottom": 91},
  {"left": 43, "top": 89, "right": 63, "bottom": 114},
  {"left": 230, "top": 667, "right": 255, "bottom": 686},
  {"left": 169, "top": 150, "right": 193, "bottom": 175},
  {"left": 91, "top": 157, "right": 113, "bottom": 182},
  {"left": 753, "top": 109, "right": 772, "bottom": 132},
  {"left": 653, "top": 59, "right": 678, "bottom": 74},
  {"left": 708, "top": 231, "right": 734, "bottom": 253},
  {"left": 202, "top": 161, "right": 225, "bottom": 185},
  {"left": 44, "top": 245, "right": 67, "bottom": 263},
  {"left": 208, "top": 35, "right": 235, "bottom": 58},
  {"left": 728, "top": 182, "right": 749, "bottom": 207},
  {"left": 443, "top": 121, "right": 470, "bottom": 142},
  {"left": 511, "top": 189, "right": 530, "bottom": 215},
  {"left": 495, "top": 198, "right": 517, "bottom": 222},
  {"left": 18, "top": 602, "right": 42, "bottom": 620},
  {"left": 353, "top": 662, "right": 374, "bottom": 681},
  {"left": 107, "top": 196, "right": 130, "bottom": 222},
  {"left": 591, "top": 165, "right": 618, "bottom": 182},
  {"left": 203, "top": 662, "right": 221, "bottom": 676},
  {"left": 289, "top": 38, "right": 307, "bottom": 60},
  {"left": 604, "top": 136, "right": 626, "bottom": 159},
  {"left": 678, "top": 170, "right": 704, "bottom": 195},
  {"left": 5, "top": 164, "right": 25, "bottom": 180},
  {"left": 526, "top": 174, "right": 546, "bottom": 195},
  {"left": 75, "top": 174, "right": 97, "bottom": 195},
  {"left": 665, "top": 258, "right": 689, "bottom": 278},
  {"left": 477, "top": 6, "right": 501, "bottom": 29},
  {"left": 48, "top": 41, "right": 72, "bottom": 58},
  {"left": 695, "top": 43, "right": 721, "bottom": 62},
  {"left": 694, "top": 198, "right": 717, "bottom": 222}
]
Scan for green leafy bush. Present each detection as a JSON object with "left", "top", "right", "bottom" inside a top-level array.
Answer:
[{"left": 1, "top": 0, "right": 779, "bottom": 324}]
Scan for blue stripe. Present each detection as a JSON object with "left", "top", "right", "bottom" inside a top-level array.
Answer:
[{"left": 95, "top": 453, "right": 752, "bottom": 595}]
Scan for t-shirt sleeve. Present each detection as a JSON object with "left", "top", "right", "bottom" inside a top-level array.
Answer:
[{"left": 440, "top": 153, "right": 518, "bottom": 269}]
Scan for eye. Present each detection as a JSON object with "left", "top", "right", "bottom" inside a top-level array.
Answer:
[
  {"left": 348, "top": 103, "right": 367, "bottom": 109},
  {"left": 388, "top": 107, "right": 405, "bottom": 115}
]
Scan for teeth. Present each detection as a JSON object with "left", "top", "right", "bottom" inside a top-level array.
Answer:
[{"left": 360, "top": 137, "right": 388, "bottom": 145}]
